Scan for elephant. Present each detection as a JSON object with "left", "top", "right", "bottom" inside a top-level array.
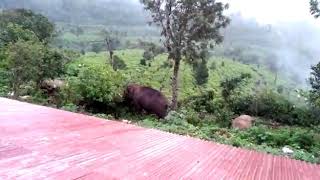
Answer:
[{"left": 123, "top": 84, "right": 169, "bottom": 119}]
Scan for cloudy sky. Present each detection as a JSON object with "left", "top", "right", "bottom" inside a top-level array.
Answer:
[
  {"left": 223, "top": 0, "right": 319, "bottom": 26},
  {"left": 131, "top": 0, "right": 320, "bottom": 26}
]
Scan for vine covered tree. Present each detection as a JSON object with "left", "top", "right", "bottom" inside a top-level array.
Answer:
[{"left": 140, "top": 0, "right": 230, "bottom": 110}]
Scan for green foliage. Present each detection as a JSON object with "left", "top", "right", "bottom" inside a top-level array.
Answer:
[
  {"left": 5, "top": 40, "right": 44, "bottom": 96},
  {"left": 210, "top": 61, "right": 217, "bottom": 70},
  {"left": 91, "top": 43, "right": 104, "bottom": 53},
  {"left": 193, "top": 59, "right": 209, "bottom": 86},
  {"left": 63, "top": 64, "right": 125, "bottom": 105},
  {"left": 140, "top": 58, "right": 147, "bottom": 66},
  {"left": 113, "top": 55, "right": 127, "bottom": 71},
  {"left": 60, "top": 103, "right": 78, "bottom": 112},
  {"left": 141, "top": 42, "right": 164, "bottom": 66},
  {"left": 4, "top": 40, "right": 65, "bottom": 96},
  {"left": 0, "top": 9, "right": 54, "bottom": 43},
  {"left": 143, "top": 50, "right": 153, "bottom": 62},
  {"left": 220, "top": 73, "right": 252, "bottom": 102},
  {"left": 0, "top": 68, "right": 9, "bottom": 96},
  {"left": 40, "top": 48, "right": 65, "bottom": 81},
  {"left": 230, "top": 89, "right": 320, "bottom": 126},
  {"left": 185, "top": 90, "right": 218, "bottom": 113},
  {"left": 0, "top": 23, "right": 39, "bottom": 46},
  {"left": 215, "top": 107, "right": 234, "bottom": 127}
]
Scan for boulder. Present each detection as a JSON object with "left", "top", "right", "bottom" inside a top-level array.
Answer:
[
  {"left": 282, "top": 147, "right": 294, "bottom": 155},
  {"left": 40, "top": 79, "right": 65, "bottom": 94},
  {"left": 20, "top": 96, "right": 31, "bottom": 100},
  {"left": 232, "top": 115, "right": 254, "bottom": 130},
  {"left": 122, "top": 120, "right": 132, "bottom": 124}
]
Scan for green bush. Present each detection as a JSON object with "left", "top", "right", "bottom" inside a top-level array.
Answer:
[
  {"left": 61, "top": 64, "right": 125, "bottom": 105},
  {"left": 238, "top": 126, "right": 318, "bottom": 152},
  {"left": 61, "top": 103, "right": 78, "bottom": 112},
  {"left": 0, "top": 69, "right": 9, "bottom": 96},
  {"left": 229, "top": 89, "right": 320, "bottom": 126},
  {"left": 215, "top": 107, "right": 234, "bottom": 128},
  {"left": 113, "top": 55, "right": 127, "bottom": 71},
  {"left": 184, "top": 90, "right": 220, "bottom": 113}
]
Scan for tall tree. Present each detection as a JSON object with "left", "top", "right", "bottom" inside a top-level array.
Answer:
[
  {"left": 140, "top": 0, "right": 230, "bottom": 109},
  {"left": 310, "top": 0, "right": 320, "bottom": 18}
]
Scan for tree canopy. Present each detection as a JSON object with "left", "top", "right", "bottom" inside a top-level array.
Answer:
[{"left": 0, "top": 9, "right": 55, "bottom": 43}]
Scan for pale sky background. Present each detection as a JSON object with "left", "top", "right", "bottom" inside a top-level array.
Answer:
[
  {"left": 131, "top": 0, "right": 320, "bottom": 26},
  {"left": 222, "top": 0, "right": 320, "bottom": 26}
]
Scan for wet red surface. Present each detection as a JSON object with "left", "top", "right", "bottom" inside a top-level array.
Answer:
[{"left": 0, "top": 97, "right": 319, "bottom": 179}]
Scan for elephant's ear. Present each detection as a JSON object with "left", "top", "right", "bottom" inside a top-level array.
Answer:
[{"left": 125, "top": 85, "right": 135, "bottom": 98}]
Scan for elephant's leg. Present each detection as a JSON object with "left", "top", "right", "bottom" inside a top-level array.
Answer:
[{"left": 133, "top": 100, "right": 143, "bottom": 113}]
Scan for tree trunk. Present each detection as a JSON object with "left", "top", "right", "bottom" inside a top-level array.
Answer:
[
  {"left": 171, "top": 58, "right": 180, "bottom": 110},
  {"left": 12, "top": 83, "right": 18, "bottom": 99},
  {"left": 108, "top": 50, "right": 114, "bottom": 67}
]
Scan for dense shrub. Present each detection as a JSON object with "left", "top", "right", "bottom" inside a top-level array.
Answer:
[
  {"left": 0, "top": 69, "right": 9, "bottom": 96},
  {"left": 229, "top": 89, "right": 320, "bottom": 126},
  {"left": 4, "top": 40, "right": 66, "bottom": 97},
  {"left": 61, "top": 64, "right": 125, "bottom": 106},
  {"left": 193, "top": 59, "right": 209, "bottom": 86},
  {"left": 91, "top": 43, "right": 105, "bottom": 53},
  {"left": 113, "top": 55, "right": 127, "bottom": 71},
  {"left": 241, "top": 126, "right": 318, "bottom": 150},
  {"left": 220, "top": 73, "right": 252, "bottom": 102}
]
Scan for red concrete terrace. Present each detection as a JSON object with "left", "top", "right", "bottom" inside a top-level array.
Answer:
[{"left": 0, "top": 97, "right": 319, "bottom": 179}]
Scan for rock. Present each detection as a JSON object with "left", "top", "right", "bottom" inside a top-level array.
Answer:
[
  {"left": 40, "top": 79, "right": 65, "bottom": 94},
  {"left": 232, "top": 115, "right": 254, "bottom": 130},
  {"left": 7, "top": 92, "right": 14, "bottom": 97},
  {"left": 20, "top": 96, "right": 31, "bottom": 100},
  {"left": 282, "top": 147, "right": 294, "bottom": 154},
  {"left": 122, "top": 120, "right": 132, "bottom": 124}
]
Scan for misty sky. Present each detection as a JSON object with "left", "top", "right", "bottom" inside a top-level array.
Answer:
[
  {"left": 223, "top": 0, "right": 319, "bottom": 26},
  {"left": 131, "top": 0, "right": 319, "bottom": 26}
]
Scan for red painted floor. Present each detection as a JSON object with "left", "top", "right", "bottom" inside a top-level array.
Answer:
[{"left": 0, "top": 97, "right": 319, "bottom": 180}]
